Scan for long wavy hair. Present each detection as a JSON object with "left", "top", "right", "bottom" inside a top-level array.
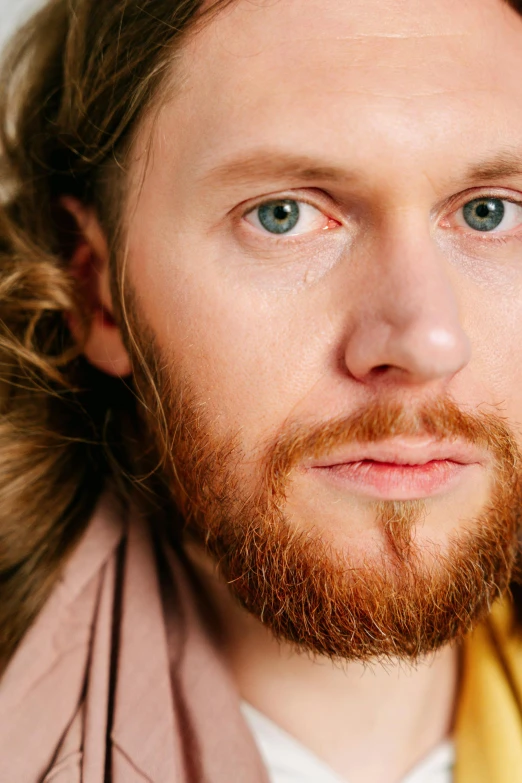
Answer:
[
  {"left": 0, "top": 0, "right": 521, "bottom": 666},
  {"left": 0, "top": 0, "right": 233, "bottom": 665}
]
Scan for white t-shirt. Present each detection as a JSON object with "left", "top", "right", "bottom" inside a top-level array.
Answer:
[{"left": 242, "top": 702, "right": 454, "bottom": 783}]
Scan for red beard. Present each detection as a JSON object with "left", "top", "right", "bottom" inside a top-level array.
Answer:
[{"left": 137, "top": 349, "right": 521, "bottom": 661}]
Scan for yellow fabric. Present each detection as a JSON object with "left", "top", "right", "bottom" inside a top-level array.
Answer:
[{"left": 455, "top": 599, "right": 522, "bottom": 782}]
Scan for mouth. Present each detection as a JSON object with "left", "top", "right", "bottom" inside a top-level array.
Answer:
[{"left": 303, "top": 439, "right": 485, "bottom": 500}]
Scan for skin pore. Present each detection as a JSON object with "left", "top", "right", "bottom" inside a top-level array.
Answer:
[{"left": 69, "top": 0, "right": 522, "bottom": 781}]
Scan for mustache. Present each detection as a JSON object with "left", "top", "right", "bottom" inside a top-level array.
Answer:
[{"left": 265, "top": 397, "right": 518, "bottom": 480}]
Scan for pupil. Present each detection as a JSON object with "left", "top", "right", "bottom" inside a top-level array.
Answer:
[
  {"left": 475, "top": 203, "right": 490, "bottom": 218},
  {"left": 274, "top": 205, "right": 290, "bottom": 221}
]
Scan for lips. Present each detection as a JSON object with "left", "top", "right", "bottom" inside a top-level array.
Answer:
[
  {"left": 305, "top": 437, "right": 485, "bottom": 470},
  {"left": 303, "top": 438, "right": 485, "bottom": 500}
]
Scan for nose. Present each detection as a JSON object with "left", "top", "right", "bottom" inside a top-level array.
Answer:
[{"left": 343, "top": 228, "right": 471, "bottom": 386}]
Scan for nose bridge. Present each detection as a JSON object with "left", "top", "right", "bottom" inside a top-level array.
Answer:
[
  {"left": 343, "top": 218, "right": 471, "bottom": 384},
  {"left": 376, "top": 224, "right": 454, "bottom": 328}
]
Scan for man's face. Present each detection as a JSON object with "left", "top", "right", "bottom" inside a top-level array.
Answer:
[{"left": 121, "top": 0, "right": 522, "bottom": 657}]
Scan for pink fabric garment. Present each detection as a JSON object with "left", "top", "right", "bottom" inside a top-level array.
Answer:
[{"left": 0, "top": 492, "right": 269, "bottom": 782}]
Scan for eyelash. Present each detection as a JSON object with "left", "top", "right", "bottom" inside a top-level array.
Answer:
[
  {"left": 443, "top": 191, "right": 522, "bottom": 234},
  {"left": 240, "top": 192, "right": 339, "bottom": 238},
  {"left": 239, "top": 190, "right": 522, "bottom": 242}
]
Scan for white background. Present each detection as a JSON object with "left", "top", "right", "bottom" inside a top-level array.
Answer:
[{"left": 0, "top": 0, "right": 43, "bottom": 53}]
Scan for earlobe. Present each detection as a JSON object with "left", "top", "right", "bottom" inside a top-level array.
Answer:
[{"left": 61, "top": 196, "right": 132, "bottom": 378}]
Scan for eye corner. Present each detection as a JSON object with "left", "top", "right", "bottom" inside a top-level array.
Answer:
[{"left": 445, "top": 193, "right": 522, "bottom": 235}]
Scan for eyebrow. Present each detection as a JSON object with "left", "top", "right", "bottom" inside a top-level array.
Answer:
[
  {"left": 201, "top": 147, "right": 522, "bottom": 189},
  {"left": 201, "top": 151, "right": 350, "bottom": 187},
  {"left": 462, "top": 150, "right": 522, "bottom": 184}
]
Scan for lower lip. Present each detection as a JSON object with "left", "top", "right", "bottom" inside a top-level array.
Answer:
[{"left": 309, "top": 459, "right": 472, "bottom": 500}]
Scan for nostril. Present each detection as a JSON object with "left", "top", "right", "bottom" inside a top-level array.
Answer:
[{"left": 373, "top": 365, "right": 392, "bottom": 375}]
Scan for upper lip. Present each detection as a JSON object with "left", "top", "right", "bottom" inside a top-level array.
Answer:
[{"left": 305, "top": 438, "right": 486, "bottom": 469}]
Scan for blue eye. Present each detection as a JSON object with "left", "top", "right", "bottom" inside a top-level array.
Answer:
[
  {"left": 257, "top": 200, "right": 300, "bottom": 234},
  {"left": 462, "top": 198, "right": 505, "bottom": 232},
  {"left": 244, "top": 198, "right": 334, "bottom": 237}
]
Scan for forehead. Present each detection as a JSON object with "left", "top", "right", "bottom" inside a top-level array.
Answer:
[{"left": 141, "top": 0, "right": 522, "bottom": 190}]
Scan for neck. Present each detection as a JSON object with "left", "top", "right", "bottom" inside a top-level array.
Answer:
[{"left": 187, "top": 541, "right": 459, "bottom": 783}]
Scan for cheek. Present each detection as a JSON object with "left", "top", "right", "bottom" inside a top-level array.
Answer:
[
  {"left": 126, "top": 237, "right": 339, "bottom": 449},
  {"left": 126, "top": 200, "right": 522, "bottom": 463},
  {"left": 459, "top": 274, "right": 522, "bottom": 441}
]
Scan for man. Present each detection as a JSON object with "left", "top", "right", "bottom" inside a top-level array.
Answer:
[{"left": 0, "top": 0, "right": 521, "bottom": 780}]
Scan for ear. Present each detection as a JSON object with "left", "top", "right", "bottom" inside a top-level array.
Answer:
[{"left": 61, "top": 196, "right": 132, "bottom": 378}]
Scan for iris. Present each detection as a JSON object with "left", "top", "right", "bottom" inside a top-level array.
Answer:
[
  {"left": 463, "top": 198, "right": 505, "bottom": 232},
  {"left": 257, "top": 200, "right": 300, "bottom": 234}
]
